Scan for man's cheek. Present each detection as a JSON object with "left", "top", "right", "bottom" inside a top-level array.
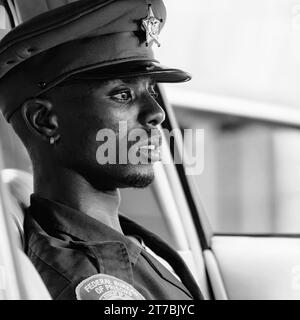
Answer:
[{"left": 96, "top": 128, "right": 117, "bottom": 165}]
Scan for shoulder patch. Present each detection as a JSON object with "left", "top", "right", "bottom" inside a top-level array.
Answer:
[{"left": 75, "top": 274, "right": 145, "bottom": 300}]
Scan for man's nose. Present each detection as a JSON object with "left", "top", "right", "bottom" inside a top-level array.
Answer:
[{"left": 138, "top": 94, "right": 166, "bottom": 127}]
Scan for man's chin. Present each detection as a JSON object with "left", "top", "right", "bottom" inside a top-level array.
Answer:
[
  {"left": 112, "top": 163, "right": 155, "bottom": 188},
  {"left": 121, "top": 172, "right": 154, "bottom": 188},
  {"left": 83, "top": 163, "right": 155, "bottom": 190}
]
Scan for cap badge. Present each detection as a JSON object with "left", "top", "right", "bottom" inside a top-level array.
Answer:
[{"left": 141, "top": 4, "right": 162, "bottom": 47}]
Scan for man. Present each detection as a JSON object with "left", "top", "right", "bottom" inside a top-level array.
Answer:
[{"left": 0, "top": 0, "right": 203, "bottom": 300}]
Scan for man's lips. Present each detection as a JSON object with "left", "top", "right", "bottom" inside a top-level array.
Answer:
[
  {"left": 139, "top": 145, "right": 157, "bottom": 150},
  {"left": 132, "top": 134, "right": 162, "bottom": 162},
  {"left": 134, "top": 134, "right": 162, "bottom": 151}
]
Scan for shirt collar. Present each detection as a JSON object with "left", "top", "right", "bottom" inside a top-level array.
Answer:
[{"left": 29, "top": 194, "right": 142, "bottom": 265}]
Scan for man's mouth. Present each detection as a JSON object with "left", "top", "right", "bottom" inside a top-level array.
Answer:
[
  {"left": 138, "top": 145, "right": 161, "bottom": 162},
  {"left": 139, "top": 145, "right": 157, "bottom": 150},
  {"left": 136, "top": 136, "right": 162, "bottom": 162}
]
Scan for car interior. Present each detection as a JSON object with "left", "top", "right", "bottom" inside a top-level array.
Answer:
[{"left": 1, "top": 0, "right": 300, "bottom": 300}]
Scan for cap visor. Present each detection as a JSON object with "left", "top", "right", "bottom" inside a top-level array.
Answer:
[{"left": 65, "top": 60, "right": 191, "bottom": 83}]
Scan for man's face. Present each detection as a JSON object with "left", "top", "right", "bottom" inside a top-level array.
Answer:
[{"left": 46, "top": 76, "right": 165, "bottom": 190}]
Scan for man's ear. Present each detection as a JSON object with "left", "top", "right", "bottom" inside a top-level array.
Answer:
[{"left": 21, "top": 98, "right": 59, "bottom": 142}]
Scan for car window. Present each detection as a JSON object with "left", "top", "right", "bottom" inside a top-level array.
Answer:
[
  {"left": 174, "top": 107, "right": 300, "bottom": 234},
  {"left": 155, "top": 0, "right": 300, "bottom": 108},
  {"left": 154, "top": 0, "right": 300, "bottom": 235}
]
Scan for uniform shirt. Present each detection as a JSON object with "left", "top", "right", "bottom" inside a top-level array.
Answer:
[
  {"left": 24, "top": 194, "right": 203, "bottom": 300},
  {"left": 126, "top": 235, "right": 182, "bottom": 282}
]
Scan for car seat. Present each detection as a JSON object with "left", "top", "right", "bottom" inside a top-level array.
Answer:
[{"left": 1, "top": 168, "right": 51, "bottom": 300}]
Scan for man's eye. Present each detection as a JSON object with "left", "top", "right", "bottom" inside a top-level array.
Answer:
[{"left": 111, "top": 90, "right": 132, "bottom": 101}]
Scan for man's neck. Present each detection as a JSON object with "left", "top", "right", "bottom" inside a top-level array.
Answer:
[{"left": 33, "top": 167, "right": 123, "bottom": 234}]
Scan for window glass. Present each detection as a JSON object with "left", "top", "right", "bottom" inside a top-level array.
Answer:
[
  {"left": 154, "top": 0, "right": 300, "bottom": 234},
  {"left": 155, "top": 0, "right": 300, "bottom": 109},
  {"left": 175, "top": 107, "right": 300, "bottom": 234}
]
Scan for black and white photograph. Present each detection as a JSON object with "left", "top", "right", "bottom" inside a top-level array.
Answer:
[{"left": 0, "top": 0, "right": 300, "bottom": 304}]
